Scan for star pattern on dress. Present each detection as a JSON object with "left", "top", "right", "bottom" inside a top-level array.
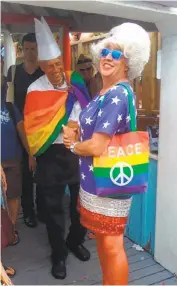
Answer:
[
  {"left": 98, "top": 109, "right": 103, "bottom": 117},
  {"left": 88, "top": 164, "right": 93, "bottom": 172},
  {"left": 81, "top": 172, "right": 86, "bottom": 180},
  {"left": 103, "top": 121, "right": 110, "bottom": 129},
  {"left": 1, "top": 111, "right": 6, "bottom": 116},
  {"left": 93, "top": 97, "right": 99, "bottom": 102},
  {"left": 80, "top": 114, "right": 84, "bottom": 121},
  {"left": 0, "top": 111, "right": 10, "bottom": 124},
  {"left": 110, "top": 86, "right": 118, "bottom": 91},
  {"left": 111, "top": 96, "right": 121, "bottom": 105},
  {"left": 126, "top": 115, "right": 131, "bottom": 122},
  {"left": 79, "top": 159, "right": 82, "bottom": 166},
  {"left": 122, "top": 88, "right": 128, "bottom": 96},
  {"left": 81, "top": 128, "right": 84, "bottom": 135},
  {"left": 85, "top": 117, "right": 93, "bottom": 125},
  {"left": 117, "top": 114, "right": 123, "bottom": 123}
]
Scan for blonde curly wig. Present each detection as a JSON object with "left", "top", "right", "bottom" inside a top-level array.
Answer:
[{"left": 91, "top": 23, "right": 151, "bottom": 80}]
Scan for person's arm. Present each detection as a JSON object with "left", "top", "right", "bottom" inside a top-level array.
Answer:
[
  {"left": 63, "top": 84, "right": 130, "bottom": 156},
  {"left": 65, "top": 101, "right": 82, "bottom": 140},
  {"left": 67, "top": 101, "right": 81, "bottom": 128},
  {"left": 1, "top": 165, "right": 7, "bottom": 192},
  {"left": 13, "top": 105, "right": 36, "bottom": 171},
  {"left": 63, "top": 128, "right": 110, "bottom": 156},
  {"left": 16, "top": 121, "right": 31, "bottom": 156},
  {"left": 16, "top": 121, "right": 36, "bottom": 171}
]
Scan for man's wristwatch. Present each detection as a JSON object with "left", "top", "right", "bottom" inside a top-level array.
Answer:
[{"left": 70, "top": 142, "right": 79, "bottom": 154}]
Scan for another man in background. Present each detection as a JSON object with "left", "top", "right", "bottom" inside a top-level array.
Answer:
[
  {"left": 7, "top": 33, "right": 44, "bottom": 228},
  {"left": 76, "top": 53, "right": 102, "bottom": 99}
]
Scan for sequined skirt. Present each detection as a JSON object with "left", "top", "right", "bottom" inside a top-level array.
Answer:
[{"left": 79, "top": 188, "right": 132, "bottom": 235}]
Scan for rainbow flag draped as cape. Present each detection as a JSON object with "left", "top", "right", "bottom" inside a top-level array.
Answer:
[{"left": 24, "top": 71, "right": 90, "bottom": 157}]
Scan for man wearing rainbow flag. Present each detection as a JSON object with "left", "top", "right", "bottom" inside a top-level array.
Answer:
[{"left": 24, "top": 17, "right": 90, "bottom": 280}]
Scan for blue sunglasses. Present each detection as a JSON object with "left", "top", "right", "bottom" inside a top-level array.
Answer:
[{"left": 100, "top": 48, "right": 123, "bottom": 60}]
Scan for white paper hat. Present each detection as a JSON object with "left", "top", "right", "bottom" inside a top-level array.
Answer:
[{"left": 34, "top": 17, "right": 61, "bottom": 61}]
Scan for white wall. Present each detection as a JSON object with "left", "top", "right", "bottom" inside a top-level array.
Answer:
[{"left": 155, "top": 32, "right": 177, "bottom": 274}]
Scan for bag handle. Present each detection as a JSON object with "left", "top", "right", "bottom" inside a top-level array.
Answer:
[
  {"left": 11, "top": 65, "right": 16, "bottom": 83},
  {"left": 6, "top": 65, "right": 16, "bottom": 103},
  {"left": 98, "top": 83, "right": 136, "bottom": 132},
  {"left": 118, "top": 83, "right": 136, "bottom": 132}
]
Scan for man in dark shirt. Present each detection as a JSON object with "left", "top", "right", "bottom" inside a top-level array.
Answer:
[{"left": 7, "top": 33, "right": 44, "bottom": 228}]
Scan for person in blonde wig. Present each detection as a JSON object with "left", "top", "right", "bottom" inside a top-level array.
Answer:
[{"left": 63, "top": 23, "right": 150, "bottom": 285}]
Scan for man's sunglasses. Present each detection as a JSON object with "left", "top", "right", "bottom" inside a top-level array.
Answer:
[
  {"left": 80, "top": 67, "right": 92, "bottom": 72},
  {"left": 100, "top": 48, "right": 123, "bottom": 60}
]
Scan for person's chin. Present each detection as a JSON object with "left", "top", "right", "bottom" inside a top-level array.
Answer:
[
  {"left": 102, "top": 71, "right": 113, "bottom": 77},
  {"left": 53, "top": 78, "right": 62, "bottom": 84}
]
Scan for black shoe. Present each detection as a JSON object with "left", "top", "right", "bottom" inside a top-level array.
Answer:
[
  {"left": 24, "top": 215, "right": 37, "bottom": 228},
  {"left": 51, "top": 260, "right": 66, "bottom": 280},
  {"left": 66, "top": 243, "right": 90, "bottom": 261}
]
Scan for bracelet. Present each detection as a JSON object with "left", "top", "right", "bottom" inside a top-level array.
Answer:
[{"left": 70, "top": 142, "right": 79, "bottom": 154}]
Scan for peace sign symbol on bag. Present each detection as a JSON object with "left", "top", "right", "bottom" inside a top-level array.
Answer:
[{"left": 110, "top": 162, "right": 134, "bottom": 186}]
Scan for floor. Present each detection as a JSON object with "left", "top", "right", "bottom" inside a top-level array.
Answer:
[{"left": 2, "top": 198, "right": 177, "bottom": 285}]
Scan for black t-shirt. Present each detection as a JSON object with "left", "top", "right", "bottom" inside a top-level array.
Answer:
[{"left": 7, "top": 63, "right": 44, "bottom": 113}]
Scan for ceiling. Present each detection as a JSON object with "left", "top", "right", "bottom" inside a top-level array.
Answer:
[
  {"left": 1, "top": 1, "right": 177, "bottom": 34},
  {"left": 1, "top": 1, "right": 157, "bottom": 33},
  {"left": 149, "top": 1, "right": 177, "bottom": 8}
]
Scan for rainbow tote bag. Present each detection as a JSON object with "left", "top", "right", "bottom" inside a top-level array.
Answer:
[{"left": 93, "top": 83, "right": 149, "bottom": 197}]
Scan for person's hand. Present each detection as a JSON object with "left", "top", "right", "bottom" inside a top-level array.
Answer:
[
  {"left": 1, "top": 165, "right": 7, "bottom": 192},
  {"left": 66, "top": 120, "right": 80, "bottom": 138},
  {"left": 67, "top": 120, "right": 79, "bottom": 130},
  {"left": 29, "top": 156, "right": 36, "bottom": 172},
  {"left": 63, "top": 125, "right": 77, "bottom": 149}
]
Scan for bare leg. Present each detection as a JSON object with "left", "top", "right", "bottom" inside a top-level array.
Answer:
[
  {"left": 7, "top": 199, "right": 20, "bottom": 225},
  {"left": 96, "top": 234, "right": 129, "bottom": 285},
  {"left": 96, "top": 234, "right": 109, "bottom": 285}
]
